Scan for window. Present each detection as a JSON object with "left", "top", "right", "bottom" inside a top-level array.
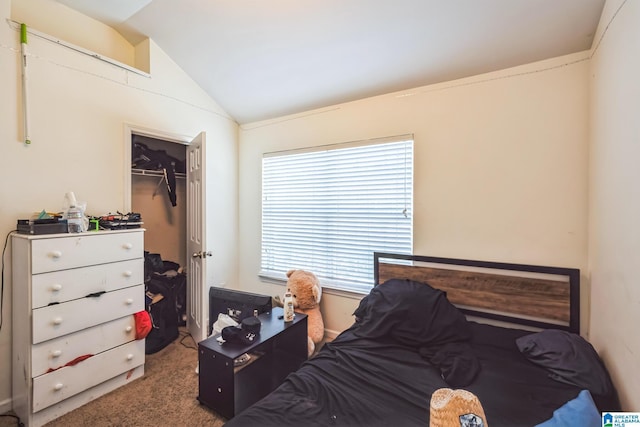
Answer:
[{"left": 261, "top": 135, "right": 413, "bottom": 294}]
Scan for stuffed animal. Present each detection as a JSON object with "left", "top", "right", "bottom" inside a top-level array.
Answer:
[{"left": 277, "top": 269, "right": 325, "bottom": 356}]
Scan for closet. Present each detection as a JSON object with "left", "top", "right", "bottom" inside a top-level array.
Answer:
[
  {"left": 131, "top": 134, "right": 188, "bottom": 331},
  {"left": 131, "top": 134, "right": 186, "bottom": 267}
]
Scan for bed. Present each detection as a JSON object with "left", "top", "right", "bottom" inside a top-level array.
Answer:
[{"left": 224, "top": 252, "right": 620, "bottom": 427}]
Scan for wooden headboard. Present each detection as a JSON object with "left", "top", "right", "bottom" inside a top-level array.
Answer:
[{"left": 374, "top": 252, "right": 580, "bottom": 333}]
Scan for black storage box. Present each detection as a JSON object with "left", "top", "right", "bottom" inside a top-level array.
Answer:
[
  {"left": 17, "top": 219, "right": 68, "bottom": 235},
  {"left": 209, "top": 287, "right": 272, "bottom": 335}
]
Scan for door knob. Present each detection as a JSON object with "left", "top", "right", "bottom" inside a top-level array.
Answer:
[{"left": 192, "top": 251, "right": 212, "bottom": 258}]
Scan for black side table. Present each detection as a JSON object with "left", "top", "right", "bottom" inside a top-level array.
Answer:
[{"left": 198, "top": 307, "right": 308, "bottom": 419}]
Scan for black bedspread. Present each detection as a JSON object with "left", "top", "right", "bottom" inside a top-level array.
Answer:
[{"left": 224, "top": 279, "right": 615, "bottom": 427}]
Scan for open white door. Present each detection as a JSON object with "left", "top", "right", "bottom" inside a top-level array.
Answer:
[{"left": 187, "top": 132, "right": 208, "bottom": 342}]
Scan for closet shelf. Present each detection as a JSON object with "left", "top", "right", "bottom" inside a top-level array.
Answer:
[{"left": 132, "top": 168, "right": 186, "bottom": 179}]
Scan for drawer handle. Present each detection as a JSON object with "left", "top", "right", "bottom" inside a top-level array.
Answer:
[
  {"left": 123, "top": 271, "right": 133, "bottom": 278},
  {"left": 52, "top": 317, "right": 63, "bottom": 325},
  {"left": 51, "top": 350, "right": 62, "bottom": 358},
  {"left": 125, "top": 298, "right": 134, "bottom": 305},
  {"left": 54, "top": 383, "right": 63, "bottom": 391},
  {"left": 51, "top": 283, "right": 63, "bottom": 292},
  {"left": 50, "top": 250, "right": 62, "bottom": 259},
  {"left": 123, "top": 243, "right": 133, "bottom": 250},
  {"left": 125, "top": 326, "right": 133, "bottom": 333},
  {"left": 86, "top": 291, "right": 106, "bottom": 298},
  {"left": 126, "top": 353, "right": 134, "bottom": 361}
]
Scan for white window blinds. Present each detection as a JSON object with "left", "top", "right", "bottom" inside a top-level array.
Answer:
[{"left": 261, "top": 136, "right": 413, "bottom": 294}]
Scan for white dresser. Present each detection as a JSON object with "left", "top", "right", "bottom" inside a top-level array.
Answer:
[{"left": 12, "top": 229, "right": 146, "bottom": 427}]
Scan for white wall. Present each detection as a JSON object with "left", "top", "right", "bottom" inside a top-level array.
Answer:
[
  {"left": 0, "top": 0, "right": 238, "bottom": 411},
  {"left": 589, "top": 0, "right": 640, "bottom": 411},
  {"left": 238, "top": 53, "right": 591, "bottom": 337},
  {"left": 11, "top": 0, "right": 136, "bottom": 67}
]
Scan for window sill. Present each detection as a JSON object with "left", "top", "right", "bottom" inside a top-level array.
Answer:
[{"left": 259, "top": 271, "right": 368, "bottom": 300}]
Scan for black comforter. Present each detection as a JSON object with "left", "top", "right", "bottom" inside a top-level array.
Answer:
[{"left": 224, "top": 279, "right": 617, "bottom": 427}]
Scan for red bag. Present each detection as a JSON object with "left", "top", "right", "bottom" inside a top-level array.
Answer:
[{"left": 134, "top": 310, "right": 152, "bottom": 340}]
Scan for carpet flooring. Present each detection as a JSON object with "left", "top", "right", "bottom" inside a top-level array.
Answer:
[{"left": 1, "top": 329, "right": 227, "bottom": 427}]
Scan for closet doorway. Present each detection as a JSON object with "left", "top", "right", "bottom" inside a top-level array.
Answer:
[{"left": 124, "top": 125, "right": 208, "bottom": 342}]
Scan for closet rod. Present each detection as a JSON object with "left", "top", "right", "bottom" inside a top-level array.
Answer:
[
  {"left": 132, "top": 168, "right": 186, "bottom": 179},
  {"left": 7, "top": 19, "right": 151, "bottom": 78}
]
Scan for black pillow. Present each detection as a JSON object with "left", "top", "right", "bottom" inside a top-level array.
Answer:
[
  {"left": 515, "top": 329, "right": 614, "bottom": 396},
  {"left": 353, "top": 278, "right": 470, "bottom": 347}
]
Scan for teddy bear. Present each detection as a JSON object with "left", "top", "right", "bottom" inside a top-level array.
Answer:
[{"left": 276, "top": 269, "right": 324, "bottom": 356}]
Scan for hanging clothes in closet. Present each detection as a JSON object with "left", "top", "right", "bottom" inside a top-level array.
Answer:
[{"left": 132, "top": 141, "right": 186, "bottom": 207}]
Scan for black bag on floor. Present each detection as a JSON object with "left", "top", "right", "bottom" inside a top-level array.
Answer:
[
  {"left": 172, "top": 273, "right": 187, "bottom": 326},
  {"left": 146, "top": 275, "right": 180, "bottom": 354},
  {"left": 144, "top": 252, "right": 164, "bottom": 283}
]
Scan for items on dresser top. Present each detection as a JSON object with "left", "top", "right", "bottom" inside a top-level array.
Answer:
[
  {"left": 16, "top": 211, "right": 144, "bottom": 234},
  {"left": 64, "top": 191, "right": 85, "bottom": 233},
  {"left": 17, "top": 218, "right": 68, "bottom": 235},
  {"left": 12, "top": 229, "right": 146, "bottom": 427},
  {"left": 98, "top": 212, "right": 143, "bottom": 230}
]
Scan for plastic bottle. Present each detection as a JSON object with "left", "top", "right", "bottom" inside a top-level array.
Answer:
[
  {"left": 283, "top": 288, "right": 294, "bottom": 322},
  {"left": 66, "top": 192, "right": 83, "bottom": 233}
]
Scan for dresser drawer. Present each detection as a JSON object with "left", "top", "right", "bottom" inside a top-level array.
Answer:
[
  {"left": 31, "top": 315, "right": 137, "bottom": 377},
  {"left": 32, "top": 339, "right": 145, "bottom": 412},
  {"left": 31, "top": 260, "right": 143, "bottom": 309},
  {"left": 31, "top": 232, "right": 143, "bottom": 274},
  {"left": 32, "top": 284, "right": 144, "bottom": 344}
]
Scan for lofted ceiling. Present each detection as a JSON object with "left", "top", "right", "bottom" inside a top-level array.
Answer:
[{"left": 54, "top": 0, "right": 605, "bottom": 124}]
